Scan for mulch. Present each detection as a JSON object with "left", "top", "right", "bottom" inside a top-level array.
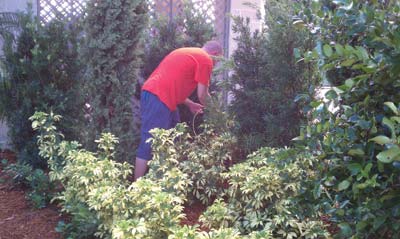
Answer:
[{"left": 0, "top": 150, "right": 62, "bottom": 239}]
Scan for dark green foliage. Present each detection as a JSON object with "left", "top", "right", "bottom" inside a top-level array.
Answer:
[
  {"left": 228, "top": 0, "right": 315, "bottom": 152},
  {"left": 82, "top": 0, "right": 148, "bottom": 162},
  {"left": 0, "top": 11, "right": 84, "bottom": 167},
  {"left": 297, "top": 0, "right": 400, "bottom": 237}
]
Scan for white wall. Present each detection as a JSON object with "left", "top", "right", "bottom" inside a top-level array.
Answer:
[
  {"left": 228, "top": 0, "right": 263, "bottom": 57},
  {"left": 0, "top": 0, "right": 38, "bottom": 13}
]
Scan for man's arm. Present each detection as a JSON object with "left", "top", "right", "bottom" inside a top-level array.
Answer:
[
  {"left": 197, "top": 83, "right": 210, "bottom": 106},
  {"left": 183, "top": 83, "right": 210, "bottom": 114}
]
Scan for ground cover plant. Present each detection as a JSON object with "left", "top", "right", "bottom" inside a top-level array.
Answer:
[{"left": 30, "top": 108, "right": 331, "bottom": 239}]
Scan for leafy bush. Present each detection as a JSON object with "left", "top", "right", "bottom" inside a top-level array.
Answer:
[
  {"left": 228, "top": 0, "right": 315, "bottom": 152},
  {"left": 180, "top": 125, "right": 236, "bottom": 204},
  {"left": 201, "top": 147, "right": 329, "bottom": 238},
  {"left": 296, "top": 0, "right": 400, "bottom": 237},
  {"left": 31, "top": 111, "right": 189, "bottom": 238},
  {"left": 0, "top": 10, "right": 84, "bottom": 167}
]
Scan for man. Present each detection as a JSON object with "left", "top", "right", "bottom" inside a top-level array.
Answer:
[{"left": 134, "top": 40, "right": 223, "bottom": 180}]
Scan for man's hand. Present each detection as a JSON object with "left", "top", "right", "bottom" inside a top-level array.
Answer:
[{"left": 184, "top": 99, "right": 204, "bottom": 114}]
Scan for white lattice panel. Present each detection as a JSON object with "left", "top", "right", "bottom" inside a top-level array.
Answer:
[{"left": 39, "top": 0, "right": 87, "bottom": 23}]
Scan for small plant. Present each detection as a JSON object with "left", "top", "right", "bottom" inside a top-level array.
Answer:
[
  {"left": 5, "top": 163, "right": 53, "bottom": 208},
  {"left": 199, "top": 198, "right": 236, "bottom": 229}
]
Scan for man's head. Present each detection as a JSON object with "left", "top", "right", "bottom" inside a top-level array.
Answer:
[{"left": 202, "top": 40, "right": 223, "bottom": 59}]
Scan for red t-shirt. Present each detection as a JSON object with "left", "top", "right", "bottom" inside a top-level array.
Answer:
[{"left": 142, "top": 47, "right": 213, "bottom": 111}]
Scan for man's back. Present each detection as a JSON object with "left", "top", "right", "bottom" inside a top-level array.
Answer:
[{"left": 142, "top": 47, "right": 213, "bottom": 111}]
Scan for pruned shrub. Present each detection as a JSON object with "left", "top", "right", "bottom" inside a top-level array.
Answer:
[{"left": 1, "top": 10, "right": 84, "bottom": 167}]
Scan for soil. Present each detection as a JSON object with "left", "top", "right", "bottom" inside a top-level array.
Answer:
[
  {"left": 0, "top": 150, "right": 62, "bottom": 239},
  {"left": 181, "top": 199, "right": 209, "bottom": 230}
]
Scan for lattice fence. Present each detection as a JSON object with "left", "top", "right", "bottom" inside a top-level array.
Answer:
[
  {"left": 37, "top": 0, "right": 230, "bottom": 51},
  {"left": 152, "top": 0, "right": 229, "bottom": 52},
  {"left": 38, "top": 0, "right": 87, "bottom": 23}
]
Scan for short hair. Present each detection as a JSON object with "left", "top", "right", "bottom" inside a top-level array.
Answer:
[{"left": 202, "top": 40, "right": 223, "bottom": 55}]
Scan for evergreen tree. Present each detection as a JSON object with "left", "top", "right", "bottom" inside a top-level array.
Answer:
[
  {"left": 229, "top": 0, "right": 315, "bottom": 152},
  {"left": 1, "top": 11, "right": 84, "bottom": 167},
  {"left": 82, "top": 0, "right": 148, "bottom": 162}
]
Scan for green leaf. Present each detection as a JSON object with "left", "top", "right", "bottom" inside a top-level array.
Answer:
[
  {"left": 341, "top": 58, "right": 356, "bottom": 67},
  {"left": 335, "top": 44, "right": 344, "bottom": 56},
  {"left": 384, "top": 102, "right": 398, "bottom": 115},
  {"left": 293, "top": 20, "right": 305, "bottom": 28},
  {"left": 355, "top": 46, "right": 369, "bottom": 60},
  {"left": 310, "top": 101, "right": 322, "bottom": 108},
  {"left": 347, "top": 163, "right": 362, "bottom": 175},
  {"left": 373, "top": 215, "right": 387, "bottom": 230},
  {"left": 369, "top": 136, "right": 392, "bottom": 145},
  {"left": 338, "top": 222, "right": 352, "bottom": 237},
  {"left": 356, "top": 221, "right": 368, "bottom": 232},
  {"left": 323, "top": 44, "right": 333, "bottom": 57},
  {"left": 344, "top": 44, "right": 356, "bottom": 54},
  {"left": 377, "top": 146, "right": 400, "bottom": 163},
  {"left": 348, "top": 148, "right": 365, "bottom": 157},
  {"left": 391, "top": 116, "right": 400, "bottom": 124},
  {"left": 325, "top": 89, "right": 338, "bottom": 100},
  {"left": 382, "top": 117, "right": 396, "bottom": 138},
  {"left": 338, "top": 180, "right": 351, "bottom": 191},
  {"left": 345, "top": 78, "right": 355, "bottom": 88}
]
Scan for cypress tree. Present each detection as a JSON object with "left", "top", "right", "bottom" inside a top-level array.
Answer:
[
  {"left": 82, "top": 0, "right": 148, "bottom": 161},
  {"left": 229, "top": 0, "right": 315, "bottom": 152}
]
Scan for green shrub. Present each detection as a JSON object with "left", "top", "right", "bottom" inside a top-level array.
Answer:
[
  {"left": 216, "top": 147, "right": 328, "bottom": 238},
  {"left": 228, "top": 0, "right": 315, "bottom": 152},
  {"left": 0, "top": 10, "right": 84, "bottom": 167},
  {"left": 31, "top": 111, "right": 189, "bottom": 238},
  {"left": 297, "top": 0, "right": 400, "bottom": 237},
  {"left": 147, "top": 121, "right": 237, "bottom": 205}
]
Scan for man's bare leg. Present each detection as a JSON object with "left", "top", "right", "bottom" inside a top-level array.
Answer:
[{"left": 134, "top": 157, "right": 149, "bottom": 181}]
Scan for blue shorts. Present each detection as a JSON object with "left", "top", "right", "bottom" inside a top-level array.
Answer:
[{"left": 136, "top": 91, "right": 180, "bottom": 160}]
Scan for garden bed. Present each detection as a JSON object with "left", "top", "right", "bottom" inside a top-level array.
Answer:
[{"left": 0, "top": 151, "right": 61, "bottom": 239}]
